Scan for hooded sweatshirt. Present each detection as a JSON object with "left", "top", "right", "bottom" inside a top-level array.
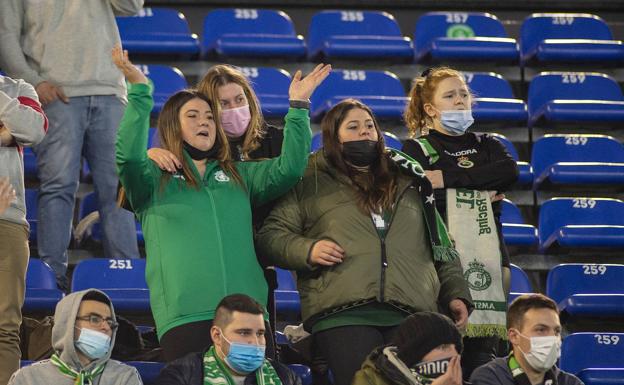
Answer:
[{"left": 8, "top": 289, "right": 143, "bottom": 385}]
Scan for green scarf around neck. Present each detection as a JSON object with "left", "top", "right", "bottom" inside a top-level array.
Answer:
[
  {"left": 50, "top": 353, "right": 105, "bottom": 385},
  {"left": 203, "top": 346, "right": 282, "bottom": 385}
]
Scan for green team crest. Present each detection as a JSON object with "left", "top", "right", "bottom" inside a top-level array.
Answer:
[
  {"left": 464, "top": 259, "right": 492, "bottom": 291},
  {"left": 447, "top": 24, "right": 475, "bottom": 38}
]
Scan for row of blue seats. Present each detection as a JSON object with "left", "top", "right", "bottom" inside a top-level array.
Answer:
[{"left": 117, "top": 8, "right": 624, "bottom": 66}]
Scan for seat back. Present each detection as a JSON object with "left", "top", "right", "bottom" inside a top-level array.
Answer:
[
  {"left": 311, "top": 69, "right": 405, "bottom": 109},
  {"left": 138, "top": 65, "right": 187, "bottom": 100},
  {"left": 527, "top": 72, "right": 624, "bottom": 117},
  {"left": 560, "top": 333, "right": 624, "bottom": 374},
  {"left": 308, "top": 10, "right": 403, "bottom": 52},
  {"left": 521, "top": 14, "right": 614, "bottom": 59},
  {"left": 71, "top": 259, "right": 148, "bottom": 291},
  {"left": 501, "top": 199, "right": 525, "bottom": 224},
  {"left": 117, "top": 7, "right": 193, "bottom": 36},
  {"left": 538, "top": 198, "right": 624, "bottom": 246},
  {"left": 414, "top": 12, "right": 509, "bottom": 54},
  {"left": 238, "top": 67, "right": 291, "bottom": 97},
  {"left": 510, "top": 264, "right": 532, "bottom": 293},
  {"left": 464, "top": 72, "right": 515, "bottom": 99},
  {"left": 203, "top": 9, "right": 298, "bottom": 52},
  {"left": 546, "top": 263, "right": 624, "bottom": 304},
  {"left": 531, "top": 135, "right": 624, "bottom": 179},
  {"left": 26, "top": 259, "right": 57, "bottom": 290},
  {"left": 276, "top": 268, "right": 296, "bottom": 291}
]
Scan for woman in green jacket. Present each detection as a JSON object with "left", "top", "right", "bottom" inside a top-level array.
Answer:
[
  {"left": 112, "top": 47, "right": 330, "bottom": 361},
  {"left": 257, "top": 99, "right": 472, "bottom": 385}
]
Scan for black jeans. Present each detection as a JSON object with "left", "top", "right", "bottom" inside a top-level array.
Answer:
[
  {"left": 160, "top": 319, "right": 276, "bottom": 362},
  {"left": 314, "top": 325, "right": 398, "bottom": 385}
]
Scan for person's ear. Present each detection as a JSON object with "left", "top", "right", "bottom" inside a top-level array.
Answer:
[
  {"left": 508, "top": 328, "right": 521, "bottom": 346},
  {"left": 423, "top": 103, "right": 437, "bottom": 119},
  {"left": 210, "top": 325, "right": 221, "bottom": 347}
]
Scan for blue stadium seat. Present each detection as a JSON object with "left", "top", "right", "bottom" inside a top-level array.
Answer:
[
  {"left": 24, "top": 188, "right": 38, "bottom": 243},
  {"left": 310, "top": 69, "right": 407, "bottom": 121},
  {"left": 24, "top": 258, "right": 64, "bottom": 313},
  {"left": 23, "top": 147, "right": 37, "bottom": 179},
  {"left": 510, "top": 263, "right": 532, "bottom": 292},
  {"left": 310, "top": 131, "right": 402, "bottom": 152},
  {"left": 489, "top": 133, "right": 533, "bottom": 186},
  {"left": 531, "top": 135, "right": 624, "bottom": 189},
  {"left": 116, "top": 8, "right": 199, "bottom": 56},
  {"left": 546, "top": 263, "right": 624, "bottom": 317},
  {"left": 126, "top": 361, "right": 164, "bottom": 385},
  {"left": 414, "top": 12, "right": 519, "bottom": 63},
  {"left": 79, "top": 192, "right": 144, "bottom": 245},
  {"left": 577, "top": 369, "right": 624, "bottom": 385},
  {"left": 71, "top": 258, "right": 150, "bottom": 313},
  {"left": 288, "top": 364, "right": 312, "bottom": 385},
  {"left": 464, "top": 72, "right": 527, "bottom": 123},
  {"left": 520, "top": 13, "right": 624, "bottom": 65},
  {"left": 527, "top": 72, "right": 624, "bottom": 127},
  {"left": 137, "top": 65, "right": 187, "bottom": 115},
  {"left": 560, "top": 333, "right": 624, "bottom": 375},
  {"left": 202, "top": 9, "right": 306, "bottom": 59},
  {"left": 274, "top": 268, "right": 301, "bottom": 318},
  {"left": 538, "top": 198, "right": 624, "bottom": 252},
  {"left": 238, "top": 67, "right": 291, "bottom": 118},
  {"left": 307, "top": 10, "right": 413, "bottom": 61},
  {"left": 500, "top": 199, "right": 538, "bottom": 247}
]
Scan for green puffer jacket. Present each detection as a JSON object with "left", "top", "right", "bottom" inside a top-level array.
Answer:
[{"left": 257, "top": 152, "right": 472, "bottom": 329}]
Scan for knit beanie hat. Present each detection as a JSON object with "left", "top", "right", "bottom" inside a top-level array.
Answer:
[{"left": 392, "top": 311, "right": 463, "bottom": 367}]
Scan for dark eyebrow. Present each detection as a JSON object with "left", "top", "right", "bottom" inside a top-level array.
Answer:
[
  {"left": 185, "top": 109, "right": 200, "bottom": 114},
  {"left": 79, "top": 312, "right": 111, "bottom": 319}
]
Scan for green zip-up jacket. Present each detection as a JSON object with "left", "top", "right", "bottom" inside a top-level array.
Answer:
[
  {"left": 116, "top": 83, "right": 311, "bottom": 339},
  {"left": 257, "top": 152, "right": 472, "bottom": 330}
]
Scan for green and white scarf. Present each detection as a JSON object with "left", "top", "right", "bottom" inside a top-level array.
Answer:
[
  {"left": 389, "top": 149, "right": 460, "bottom": 262},
  {"left": 50, "top": 353, "right": 105, "bottom": 385},
  {"left": 203, "top": 346, "right": 282, "bottom": 385}
]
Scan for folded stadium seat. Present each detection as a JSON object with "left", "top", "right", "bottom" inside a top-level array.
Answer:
[
  {"left": 546, "top": 263, "right": 624, "bottom": 318},
  {"left": 464, "top": 72, "right": 527, "bottom": 124},
  {"left": 274, "top": 268, "right": 301, "bottom": 319},
  {"left": 500, "top": 199, "right": 538, "bottom": 247},
  {"left": 126, "top": 361, "right": 164, "bottom": 385},
  {"left": 560, "top": 333, "right": 624, "bottom": 380},
  {"left": 527, "top": 72, "right": 624, "bottom": 128},
  {"left": 24, "top": 258, "right": 64, "bottom": 314},
  {"left": 414, "top": 12, "right": 519, "bottom": 63},
  {"left": 538, "top": 197, "right": 624, "bottom": 252},
  {"left": 489, "top": 133, "right": 533, "bottom": 186},
  {"left": 22, "top": 147, "right": 37, "bottom": 180},
  {"left": 508, "top": 263, "right": 533, "bottom": 303},
  {"left": 116, "top": 8, "right": 199, "bottom": 56},
  {"left": 202, "top": 9, "right": 306, "bottom": 59},
  {"left": 136, "top": 65, "right": 187, "bottom": 115},
  {"left": 79, "top": 191, "right": 144, "bottom": 245},
  {"left": 531, "top": 134, "right": 624, "bottom": 189},
  {"left": 288, "top": 364, "right": 312, "bottom": 385},
  {"left": 520, "top": 13, "right": 624, "bottom": 66},
  {"left": 310, "top": 69, "right": 407, "bottom": 121},
  {"left": 237, "top": 67, "right": 291, "bottom": 118},
  {"left": 310, "top": 131, "right": 403, "bottom": 152},
  {"left": 24, "top": 188, "right": 37, "bottom": 243},
  {"left": 71, "top": 258, "right": 150, "bottom": 314},
  {"left": 307, "top": 10, "right": 413, "bottom": 62}
]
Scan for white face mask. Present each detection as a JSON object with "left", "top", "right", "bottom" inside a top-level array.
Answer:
[{"left": 516, "top": 332, "right": 561, "bottom": 372}]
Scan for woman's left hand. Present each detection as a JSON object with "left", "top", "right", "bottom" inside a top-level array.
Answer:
[
  {"left": 488, "top": 191, "right": 505, "bottom": 202},
  {"left": 288, "top": 64, "right": 332, "bottom": 101},
  {"left": 425, "top": 170, "right": 444, "bottom": 189},
  {"left": 449, "top": 299, "right": 469, "bottom": 330}
]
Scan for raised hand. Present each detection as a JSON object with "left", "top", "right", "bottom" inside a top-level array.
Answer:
[
  {"left": 431, "top": 355, "right": 462, "bottom": 385},
  {"left": 112, "top": 46, "right": 148, "bottom": 84},
  {"left": 288, "top": 64, "right": 332, "bottom": 101}
]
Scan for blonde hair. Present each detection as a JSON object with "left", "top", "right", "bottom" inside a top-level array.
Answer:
[
  {"left": 197, "top": 65, "right": 265, "bottom": 160},
  {"left": 404, "top": 67, "right": 467, "bottom": 137}
]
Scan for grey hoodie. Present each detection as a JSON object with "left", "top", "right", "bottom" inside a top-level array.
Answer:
[{"left": 8, "top": 289, "right": 143, "bottom": 385}]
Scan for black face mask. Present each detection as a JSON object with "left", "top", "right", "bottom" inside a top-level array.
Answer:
[
  {"left": 410, "top": 357, "right": 453, "bottom": 384},
  {"left": 342, "top": 140, "right": 379, "bottom": 167},
  {"left": 183, "top": 136, "right": 220, "bottom": 160}
]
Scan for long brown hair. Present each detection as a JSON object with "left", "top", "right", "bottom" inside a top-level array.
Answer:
[
  {"left": 404, "top": 67, "right": 466, "bottom": 137},
  {"left": 157, "top": 89, "right": 242, "bottom": 188},
  {"left": 197, "top": 65, "right": 265, "bottom": 160},
  {"left": 321, "top": 99, "right": 397, "bottom": 214}
]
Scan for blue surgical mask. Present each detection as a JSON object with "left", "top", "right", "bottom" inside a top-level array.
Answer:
[
  {"left": 75, "top": 327, "right": 111, "bottom": 360},
  {"left": 439, "top": 110, "right": 474, "bottom": 135},
  {"left": 220, "top": 331, "right": 266, "bottom": 374}
]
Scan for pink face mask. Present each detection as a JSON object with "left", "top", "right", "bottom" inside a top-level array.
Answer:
[{"left": 221, "top": 105, "right": 251, "bottom": 138}]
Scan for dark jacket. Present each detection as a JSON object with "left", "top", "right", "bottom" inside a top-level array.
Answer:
[
  {"left": 470, "top": 357, "right": 584, "bottom": 385},
  {"left": 257, "top": 151, "right": 473, "bottom": 330},
  {"left": 230, "top": 124, "right": 284, "bottom": 162},
  {"left": 153, "top": 350, "right": 301, "bottom": 385}
]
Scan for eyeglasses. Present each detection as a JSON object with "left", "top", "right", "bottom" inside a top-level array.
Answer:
[{"left": 76, "top": 314, "right": 119, "bottom": 330}]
